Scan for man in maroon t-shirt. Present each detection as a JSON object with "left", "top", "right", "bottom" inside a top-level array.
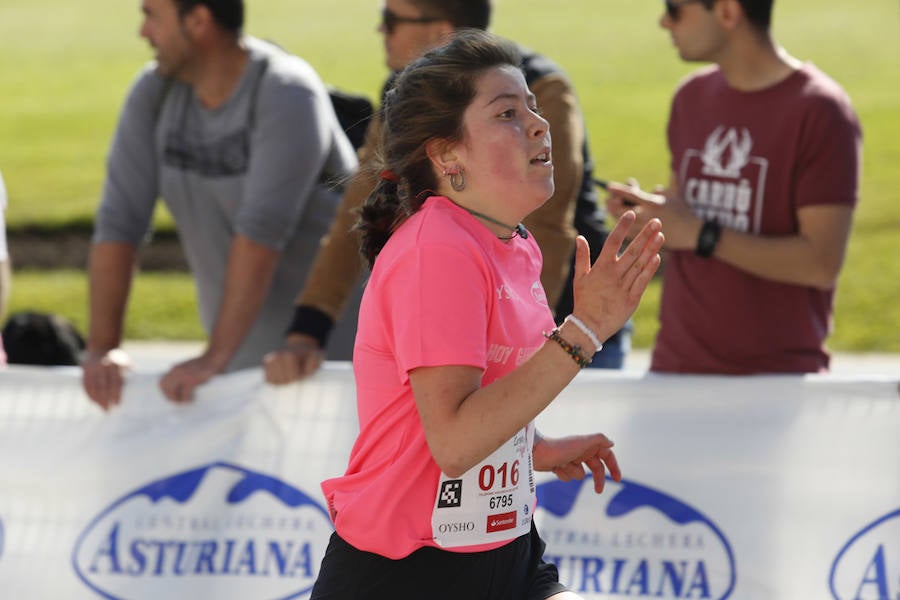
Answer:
[{"left": 607, "top": 0, "right": 861, "bottom": 374}]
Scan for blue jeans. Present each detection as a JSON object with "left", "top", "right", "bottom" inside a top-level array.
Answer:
[{"left": 586, "top": 320, "right": 633, "bottom": 369}]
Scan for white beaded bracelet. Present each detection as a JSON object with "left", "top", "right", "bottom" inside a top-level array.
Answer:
[{"left": 564, "top": 314, "right": 603, "bottom": 354}]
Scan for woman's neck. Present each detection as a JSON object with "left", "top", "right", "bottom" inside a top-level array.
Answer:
[{"left": 451, "top": 200, "right": 527, "bottom": 241}]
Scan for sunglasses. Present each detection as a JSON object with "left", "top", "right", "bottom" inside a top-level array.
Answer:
[
  {"left": 380, "top": 7, "right": 443, "bottom": 34},
  {"left": 663, "top": 0, "right": 712, "bottom": 21}
]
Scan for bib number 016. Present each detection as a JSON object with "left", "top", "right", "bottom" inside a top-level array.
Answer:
[{"left": 478, "top": 460, "right": 520, "bottom": 491}]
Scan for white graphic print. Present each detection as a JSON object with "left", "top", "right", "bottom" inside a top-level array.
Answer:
[
  {"left": 530, "top": 281, "right": 548, "bottom": 306},
  {"left": 497, "top": 284, "right": 518, "bottom": 301},
  {"left": 701, "top": 126, "right": 752, "bottom": 178},
  {"left": 487, "top": 344, "right": 515, "bottom": 365},
  {"left": 680, "top": 126, "right": 768, "bottom": 234}
]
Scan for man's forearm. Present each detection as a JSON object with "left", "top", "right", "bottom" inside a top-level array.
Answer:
[
  {"left": 710, "top": 207, "right": 853, "bottom": 290},
  {"left": 86, "top": 241, "right": 139, "bottom": 354},
  {"left": 205, "top": 234, "right": 281, "bottom": 369}
]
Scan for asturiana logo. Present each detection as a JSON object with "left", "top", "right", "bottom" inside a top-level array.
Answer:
[
  {"left": 535, "top": 477, "right": 736, "bottom": 599},
  {"left": 830, "top": 508, "right": 900, "bottom": 600},
  {"left": 72, "top": 462, "right": 333, "bottom": 600}
]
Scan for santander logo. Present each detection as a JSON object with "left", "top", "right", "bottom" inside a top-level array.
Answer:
[{"left": 72, "top": 462, "right": 333, "bottom": 600}]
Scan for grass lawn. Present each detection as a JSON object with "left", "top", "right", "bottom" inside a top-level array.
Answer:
[{"left": 1, "top": 0, "right": 898, "bottom": 351}]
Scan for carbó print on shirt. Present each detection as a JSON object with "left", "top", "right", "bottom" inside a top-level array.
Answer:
[{"left": 678, "top": 125, "right": 768, "bottom": 234}]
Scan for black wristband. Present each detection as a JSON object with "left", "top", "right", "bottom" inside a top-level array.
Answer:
[
  {"left": 286, "top": 305, "right": 335, "bottom": 348},
  {"left": 695, "top": 220, "right": 722, "bottom": 258}
]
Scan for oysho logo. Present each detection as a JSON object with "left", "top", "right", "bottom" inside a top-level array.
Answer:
[
  {"left": 72, "top": 462, "right": 333, "bottom": 600},
  {"left": 830, "top": 508, "right": 900, "bottom": 600},
  {"left": 535, "top": 478, "right": 736, "bottom": 599},
  {"left": 437, "top": 522, "right": 475, "bottom": 534}
]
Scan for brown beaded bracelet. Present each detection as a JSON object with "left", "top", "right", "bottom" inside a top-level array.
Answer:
[{"left": 543, "top": 328, "right": 592, "bottom": 368}]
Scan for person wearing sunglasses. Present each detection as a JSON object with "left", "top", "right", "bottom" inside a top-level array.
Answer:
[
  {"left": 264, "top": 0, "right": 630, "bottom": 384},
  {"left": 606, "top": 0, "right": 862, "bottom": 375}
]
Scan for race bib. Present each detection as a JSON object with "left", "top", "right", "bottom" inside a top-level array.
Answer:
[{"left": 431, "top": 423, "right": 535, "bottom": 548}]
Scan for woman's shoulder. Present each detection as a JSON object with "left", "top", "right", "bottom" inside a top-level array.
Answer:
[{"left": 378, "top": 198, "right": 490, "bottom": 266}]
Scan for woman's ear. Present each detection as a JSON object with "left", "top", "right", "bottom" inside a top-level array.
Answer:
[{"left": 425, "top": 138, "right": 460, "bottom": 176}]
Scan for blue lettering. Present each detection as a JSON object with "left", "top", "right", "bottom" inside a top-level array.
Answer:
[
  {"left": 578, "top": 557, "right": 604, "bottom": 593},
  {"left": 234, "top": 540, "right": 257, "bottom": 575},
  {"left": 686, "top": 561, "right": 711, "bottom": 598},
  {"left": 288, "top": 542, "right": 315, "bottom": 578},
  {"left": 263, "top": 541, "right": 292, "bottom": 576},
  {"left": 222, "top": 539, "right": 235, "bottom": 574},
  {"left": 854, "top": 545, "right": 889, "bottom": 600},
  {"left": 128, "top": 540, "right": 148, "bottom": 576},
  {"left": 85, "top": 531, "right": 325, "bottom": 579},
  {"left": 194, "top": 540, "right": 217, "bottom": 574},
  {"left": 151, "top": 540, "right": 169, "bottom": 575},
  {"left": 540, "top": 554, "right": 716, "bottom": 597},
  {"left": 657, "top": 560, "right": 688, "bottom": 596},
  {"left": 173, "top": 541, "right": 189, "bottom": 575},
  {"left": 610, "top": 558, "right": 627, "bottom": 594},
  {"left": 625, "top": 559, "right": 649, "bottom": 595},
  {"left": 89, "top": 522, "right": 122, "bottom": 575}
]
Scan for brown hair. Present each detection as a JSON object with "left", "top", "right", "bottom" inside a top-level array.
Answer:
[
  {"left": 357, "top": 29, "right": 520, "bottom": 267},
  {"left": 173, "top": 0, "right": 244, "bottom": 34},
  {"left": 410, "top": 0, "right": 491, "bottom": 30},
  {"left": 736, "top": 0, "right": 773, "bottom": 31}
]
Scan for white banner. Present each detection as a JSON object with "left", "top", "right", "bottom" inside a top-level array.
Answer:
[{"left": 0, "top": 365, "right": 897, "bottom": 599}]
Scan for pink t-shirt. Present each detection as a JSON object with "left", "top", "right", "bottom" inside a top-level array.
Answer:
[
  {"left": 652, "top": 63, "right": 862, "bottom": 374},
  {"left": 321, "top": 196, "right": 554, "bottom": 559}
]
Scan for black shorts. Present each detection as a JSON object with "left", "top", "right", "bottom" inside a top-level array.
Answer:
[{"left": 310, "top": 522, "right": 568, "bottom": 600}]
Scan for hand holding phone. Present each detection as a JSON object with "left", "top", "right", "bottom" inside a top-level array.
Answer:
[{"left": 604, "top": 179, "right": 666, "bottom": 207}]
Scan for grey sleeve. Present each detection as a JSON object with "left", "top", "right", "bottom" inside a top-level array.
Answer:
[
  {"left": 92, "top": 66, "right": 163, "bottom": 245},
  {"left": 235, "top": 64, "right": 357, "bottom": 249}
]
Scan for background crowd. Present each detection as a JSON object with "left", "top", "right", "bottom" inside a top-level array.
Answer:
[{"left": 1, "top": 0, "right": 892, "bottom": 382}]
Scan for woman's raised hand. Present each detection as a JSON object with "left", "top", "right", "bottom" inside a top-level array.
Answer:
[{"left": 571, "top": 211, "right": 664, "bottom": 343}]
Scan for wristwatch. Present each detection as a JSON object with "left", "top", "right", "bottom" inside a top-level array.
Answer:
[{"left": 695, "top": 220, "right": 722, "bottom": 258}]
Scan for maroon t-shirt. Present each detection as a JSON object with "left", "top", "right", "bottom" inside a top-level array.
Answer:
[{"left": 652, "top": 63, "right": 862, "bottom": 374}]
